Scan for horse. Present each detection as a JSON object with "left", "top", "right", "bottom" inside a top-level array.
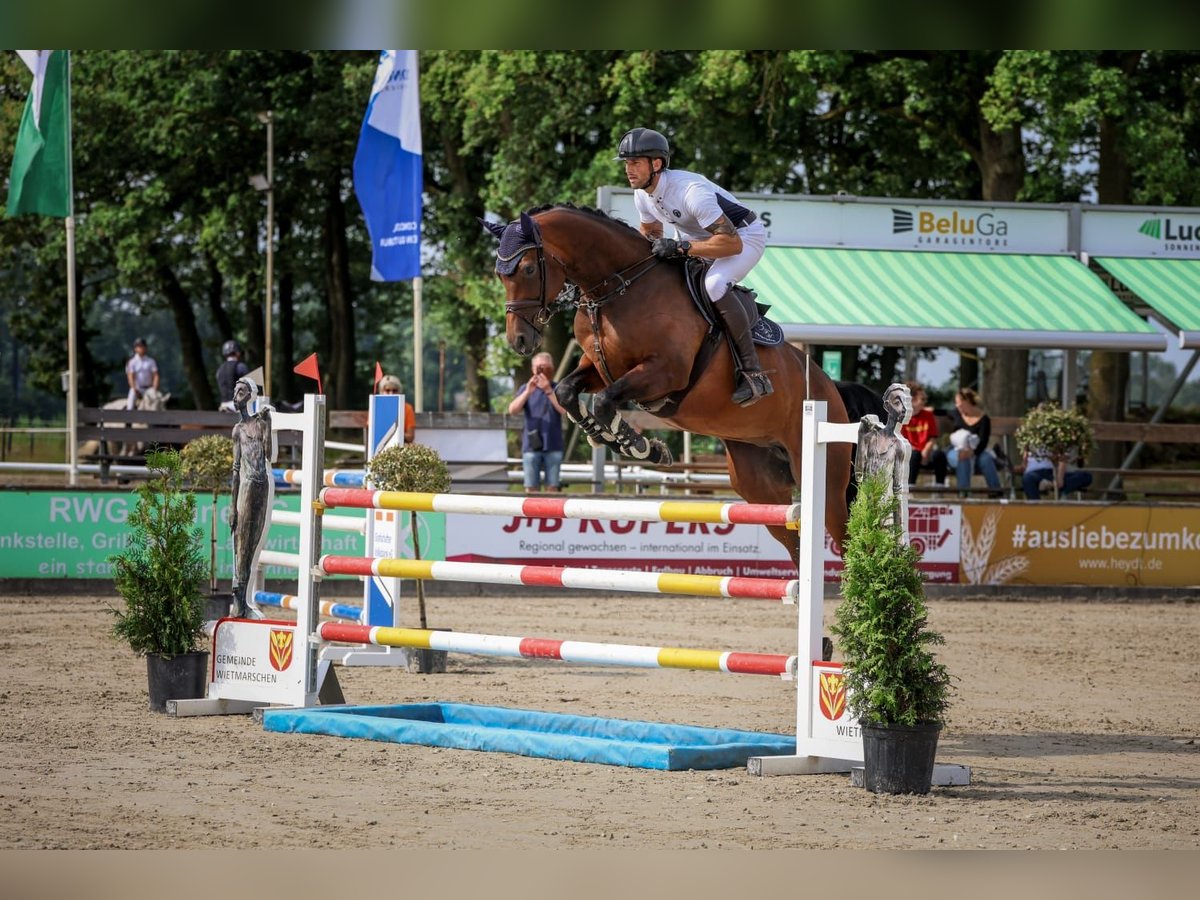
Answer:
[
  {"left": 79, "top": 387, "right": 172, "bottom": 460},
  {"left": 484, "top": 204, "right": 854, "bottom": 560}
]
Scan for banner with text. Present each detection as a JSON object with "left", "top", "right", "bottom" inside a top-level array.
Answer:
[
  {"left": 0, "top": 490, "right": 443, "bottom": 580},
  {"left": 444, "top": 503, "right": 961, "bottom": 583},
  {"left": 960, "top": 503, "right": 1200, "bottom": 587}
]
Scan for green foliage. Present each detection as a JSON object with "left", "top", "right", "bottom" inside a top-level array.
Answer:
[
  {"left": 180, "top": 434, "right": 234, "bottom": 592},
  {"left": 181, "top": 435, "right": 234, "bottom": 497},
  {"left": 1015, "top": 402, "right": 1095, "bottom": 464},
  {"left": 109, "top": 449, "right": 207, "bottom": 657},
  {"left": 831, "top": 472, "right": 953, "bottom": 728},
  {"left": 365, "top": 443, "right": 451, "bottom": 494}
]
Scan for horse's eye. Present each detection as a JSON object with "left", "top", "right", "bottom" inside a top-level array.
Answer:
[{"left": 522, "top": 264, "right": 536, "bottom": 277}]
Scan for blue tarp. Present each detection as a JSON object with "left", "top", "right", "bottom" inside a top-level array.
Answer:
[{"left": 262, "top": 703, "right": 796, "bottom": 771}]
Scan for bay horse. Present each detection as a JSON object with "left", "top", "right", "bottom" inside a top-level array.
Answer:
[{"left": 483, "top": 204, "right": 853, "bottom": 559}]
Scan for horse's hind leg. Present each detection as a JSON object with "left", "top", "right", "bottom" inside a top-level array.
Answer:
[{"left": 724, "top": 440, "right": 798, "bottom": 563}]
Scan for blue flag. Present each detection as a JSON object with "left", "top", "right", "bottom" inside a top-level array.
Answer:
[{"left": 353, "top": 50, "right": 422, "bottom": 282}]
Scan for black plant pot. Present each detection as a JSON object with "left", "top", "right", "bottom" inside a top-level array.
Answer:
[
  {"left": 146, "top": 651, "right": 210, "bottom": 713},
  {"left": 861, "top": 722, "right": 941, "bottom": 794}
]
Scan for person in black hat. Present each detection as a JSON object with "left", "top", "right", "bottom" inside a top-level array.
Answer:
[
  {"left": 216, "top": 339, "right": 249, "bottom": 411},
  {"left": 616, "top": 126, "right": 772, "bottom": 407}
]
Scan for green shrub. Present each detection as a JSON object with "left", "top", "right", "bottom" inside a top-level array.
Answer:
[
  {"left": 831, "top": 471, "right": 953, "bottom": 727},
  {"left": 109, "top": 448, "right": 207, "bottom": 657},
  {"left": 181, "top": 435, "right": 234, "bottom": 594},
  {"left": 1015, "top": 402, "right": 1094, "bottom": 465},
  {"left": 364, "top": 443, "right": 451, "bottom": 493}
]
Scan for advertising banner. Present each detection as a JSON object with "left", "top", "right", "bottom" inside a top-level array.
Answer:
[
  {"left": 0, "top": 490, "right": 444, "bottom": 581},
  {"left": 599, "top": 188, "right": 1070, "bottom": 254},
  {"left": 960, "top": 503, "right": 1200, "bottom": 587},
  {"left": 444, "top": 502, "right": 961, "bottom": 583}
]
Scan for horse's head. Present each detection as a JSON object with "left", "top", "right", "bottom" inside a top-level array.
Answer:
[
  {"left": 139, "top": 386, "right": 170, "bottom": 410},
  {"left": 480, "top": 210, "right": 567, "bottom": 357}
]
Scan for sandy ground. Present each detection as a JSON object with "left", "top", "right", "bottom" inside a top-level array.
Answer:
[{"left": 0, "top": 589, "right": 1197, "bottom": 850}]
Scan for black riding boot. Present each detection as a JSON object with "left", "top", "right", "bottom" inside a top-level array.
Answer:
[{"left": 714, "top": 291, "right": 774, "bottom": 407}]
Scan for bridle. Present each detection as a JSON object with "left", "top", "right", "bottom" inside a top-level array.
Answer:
[{"left": 500, "top": 231, "right": 661, "bottom": 342}]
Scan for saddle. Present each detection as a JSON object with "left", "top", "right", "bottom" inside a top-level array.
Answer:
[
  {"left": 634, "top": 259, "right": 783, "bottom": 417},
  {"left": 682, "top": 257, "right": 785, "bottom": 347}
]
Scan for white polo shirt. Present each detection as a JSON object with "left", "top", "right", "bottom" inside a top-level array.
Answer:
[{"left": 633, "top": 168, "right": 756, "bottom": 241}]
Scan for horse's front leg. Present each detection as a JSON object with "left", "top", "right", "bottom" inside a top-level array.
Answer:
[
  {"left": 555, "top": 361, "right": 673, "bottom": 466},
  {"left": 588, "top": 363, "right": 678, "bottom": 466}
]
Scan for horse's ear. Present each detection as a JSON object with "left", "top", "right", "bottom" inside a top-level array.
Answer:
[
  {"left": 477, "top": 216, "right": 506, "bottom": 241},
  {"left": 519, "top": 210, "right": 540, "bottom": 243}
]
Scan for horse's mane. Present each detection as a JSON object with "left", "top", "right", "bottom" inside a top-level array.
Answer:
[{"left": 526, "top": 202, "right": 643, "bottom": 239}]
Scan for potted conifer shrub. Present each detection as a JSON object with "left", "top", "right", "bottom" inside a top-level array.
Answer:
[
  {"left": 110, "top": 448, "right": 210, "bottom": 712},
  {"left": 364, "top": 443, "right": 452, "bottom": 673},
  {"left": 181, "top": 434, "right": 235, "bottom": 620},
  {"left": 831, "top": 471, "right": 953, "bottom": 794}
]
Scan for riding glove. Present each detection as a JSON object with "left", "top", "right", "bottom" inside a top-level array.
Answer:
[{"left": 651, "top": 238, "right": 690, "bottom": 259}]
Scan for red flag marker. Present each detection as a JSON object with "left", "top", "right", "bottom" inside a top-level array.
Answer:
[
  {"left": 294, "top": 353, "right": 322, "bottom": 396},
  {"left": 373, "top": 361, "right": 384, "bottom": 391}
]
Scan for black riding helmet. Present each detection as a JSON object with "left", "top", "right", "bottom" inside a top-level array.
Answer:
[
  {"left": 222, "top": 339, "right": 242, "bottom": 357},
  {"left": 615, "top": 127, "right": 671, "bottom": 166}
]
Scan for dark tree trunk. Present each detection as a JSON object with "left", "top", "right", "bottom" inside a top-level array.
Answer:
[
  {"left": 463, "top": 314, "right": 490, "bottom": 412},
  {"left": 1088, "top": 50, "right": 1143, "bottom": 470},
  {"left": 322, "top": 181, "right": 357, "bottom": 409},
  {"left": 958, "top": 350, "right": 980, "bottom": 391},
  {"left": 976, "top": 100, "right": 1028, "bottom": 418},
  {"left": 205, "top": 254, "right": 232, "bottom": 346},
  {"left": 276, "top": 209, "right": 296, "bottom": 403},
  {"left": 156, "top": 261, "right": 214, "bottom": 409}
]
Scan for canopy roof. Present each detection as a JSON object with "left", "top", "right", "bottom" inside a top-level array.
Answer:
[
  {"left": 1094, "top": 257, "right": 1200, "bottom": 350},
  {"left": 750, "top": 247, "right": 1166, "bottom": 351}
]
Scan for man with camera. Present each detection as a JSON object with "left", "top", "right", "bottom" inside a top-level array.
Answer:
[{"left": 507, "top": 351, "right": 567, "bottom": 492}]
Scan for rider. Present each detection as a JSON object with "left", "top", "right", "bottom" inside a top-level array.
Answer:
[
  {"left": 616, "top": 127, "right": 773, "bottom": 407},
  {"left": 216, "top": 339, "right": 249, "bottom": 412}
]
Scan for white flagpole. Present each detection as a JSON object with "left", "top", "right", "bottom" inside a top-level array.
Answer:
[
  {"left": 65, "top": 52, "right": 78, "bottom": 487},
  {"left": 412, "top": 276, "right": 423, "bottom": 412}
]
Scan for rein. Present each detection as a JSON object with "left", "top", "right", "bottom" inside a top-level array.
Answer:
[{"left": 503, "top": 241, "right": 662, "bottom": 385}]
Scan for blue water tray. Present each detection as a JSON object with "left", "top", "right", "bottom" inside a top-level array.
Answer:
[{"left": 262, "top": 703, "right": 796, "bottom": 771}]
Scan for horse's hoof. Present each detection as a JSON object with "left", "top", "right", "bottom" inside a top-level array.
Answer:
[{"left": 649, "top": 440, "right": 673, "bottom": 467}]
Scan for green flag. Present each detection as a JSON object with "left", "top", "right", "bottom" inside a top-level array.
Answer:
[{"left": 6, "top": 50, "right": 71, "bottom": 218}]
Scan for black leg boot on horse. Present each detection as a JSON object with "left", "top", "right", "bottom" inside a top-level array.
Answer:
[{"left": 713, "top": 289, "right": 774, "bottom": 407}]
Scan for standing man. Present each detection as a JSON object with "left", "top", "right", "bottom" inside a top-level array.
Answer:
[
  {"left": 125, "top": 337, "right": 159, "bottom": 409},
  {"left": 216, "top": 340, "right": 249, "bottom": 412},
  {"left": 508, "top": 351, "right": 566, "bottom": 492},
  {"left": 617, "top": 126, "right": 772, "bottom": 407}
]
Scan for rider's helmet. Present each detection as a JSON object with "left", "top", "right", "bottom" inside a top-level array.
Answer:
[
  {"left": 615, "top": 127, "right": 671, "bottom": 166},
  {"left": 222, "top": 339, "right": 242, "bottom": 357}
]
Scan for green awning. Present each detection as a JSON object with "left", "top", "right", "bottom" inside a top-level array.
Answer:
[
  {"left": 749, "top": 247, "right": 1166, "bottom": 351},
  {"left": 1094, "top": 257, "right": 1200, "bottom": 349}
]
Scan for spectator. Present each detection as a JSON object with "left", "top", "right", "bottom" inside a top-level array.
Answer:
[
  {"left": 216, "top": 340, "right": 249, "bottom": 412},
  {"left": 125, "top": 337, "right": 159, "bottom": 410},
  {"left": 946, "top": 387, "right": 1002, "bottom": 495},
  {"left": 1021, "top": 451, "right": 1093, "bottom": 500},
  {"left": 507, "top": 351, "right": 566, "bottom": 492},
  {"left": 377, "top": 375, "right": 416, "bottom": 443},
  {"left": 900, "top": 381, "right": 947, "bottom": 486}
]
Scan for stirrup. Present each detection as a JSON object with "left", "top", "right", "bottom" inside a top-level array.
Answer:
[{"left": 731, "top": 371, "right": 774, "bottom": 407}]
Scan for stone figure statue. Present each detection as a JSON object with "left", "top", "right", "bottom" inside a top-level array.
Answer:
[
  {"left": 855, "top": 382, "right": 914, "bottom": 540},
  {"left": 230, "top": 377, "right": 274, "bottom": 619}
]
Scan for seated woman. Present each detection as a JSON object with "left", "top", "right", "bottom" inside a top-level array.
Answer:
[{"left": 945, "top": 387, "right": 1002, "bottom": 495}]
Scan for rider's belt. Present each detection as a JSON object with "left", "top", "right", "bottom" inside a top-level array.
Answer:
[{"left": 735, "top": 211, "right": 757, "bottom": 228}]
